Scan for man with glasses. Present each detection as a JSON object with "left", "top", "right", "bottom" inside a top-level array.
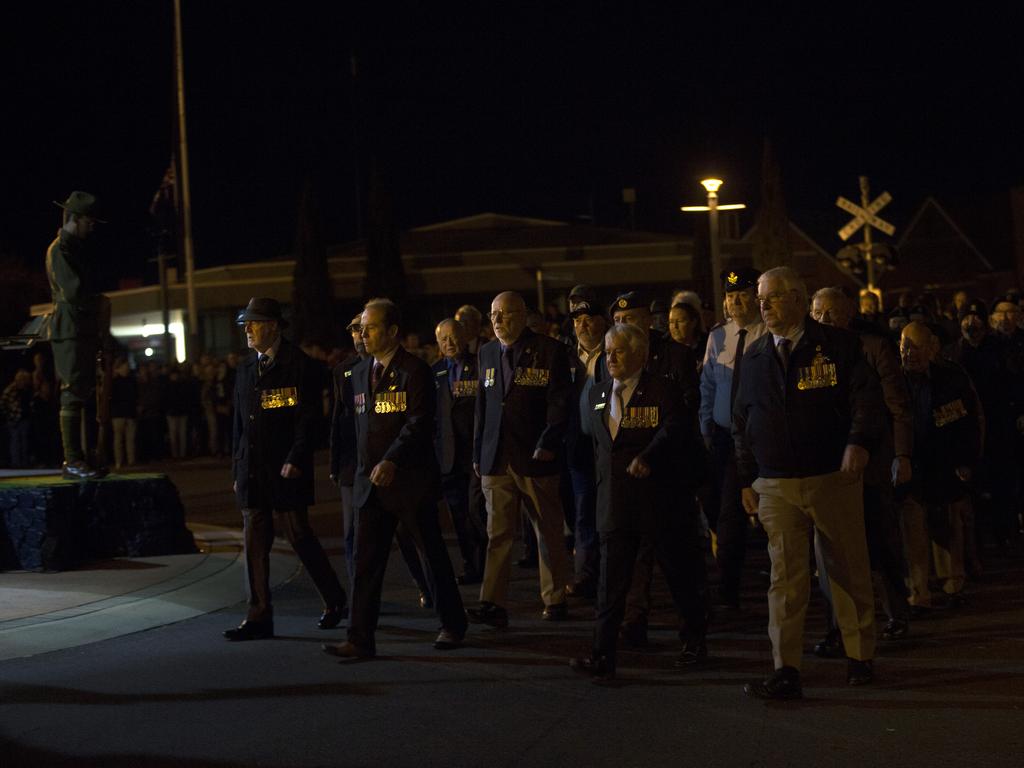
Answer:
[
  {"left": 733, "top": 267, "right": 883, "bottom": 700},
  {"left": 468, "top": 291, "right": 573, "bottom": 628}
]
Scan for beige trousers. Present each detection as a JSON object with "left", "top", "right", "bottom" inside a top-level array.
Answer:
[
  {"left": 899, "top": 495, "right": 967, "bottom": 607},
  {"left": 754, "top": 471, "right": 876, "bottom": 670},
  {"left": 480, "top": 467, "right": 570, "bottom": 608}
]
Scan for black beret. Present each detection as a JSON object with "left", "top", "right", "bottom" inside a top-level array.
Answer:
[{"left": 610, "top": 290, "right": 651, "bottom": 315}]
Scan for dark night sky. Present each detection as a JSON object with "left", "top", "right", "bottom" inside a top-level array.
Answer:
[{"left": 2, "top": 3, "right": 1022, "bottom": 293}]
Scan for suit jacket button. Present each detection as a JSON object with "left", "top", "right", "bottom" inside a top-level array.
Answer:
[{"left": 249, "top": 415, "right": 255, "bottom": 421}]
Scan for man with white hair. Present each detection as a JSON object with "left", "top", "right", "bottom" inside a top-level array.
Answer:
[
  {"left": 733, "top": 267, "right": 883, "bottom": 699},
  {"left": 570, "top": 323, "right": 709, "bottom": 683}
]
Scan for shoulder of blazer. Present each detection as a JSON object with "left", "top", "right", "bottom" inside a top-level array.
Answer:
[
  {"left": 479, "top": 339, "right": 500, "bottom": 363},
  {"left": 351, "top": 356, "right": 371, "bottom": 390},
  {"left": 744, "top": 332, "right": 773, "bottom": 359}
]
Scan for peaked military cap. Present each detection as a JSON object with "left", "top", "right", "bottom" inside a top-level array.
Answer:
[
  {"left": 345, "top": 313, "right": 362, "bottom": 331},
  {"left": 721, "top": 267, "right": 760, "bottom": 292}
]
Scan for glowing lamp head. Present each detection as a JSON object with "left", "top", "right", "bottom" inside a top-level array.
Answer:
[{"left": 700, "top": 178, "right": 723, "bottom": 194}]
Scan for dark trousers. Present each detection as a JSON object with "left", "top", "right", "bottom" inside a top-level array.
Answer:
[
  {"left": 342, "top": 482, "right": 431, "bottom": 598},
  {"left": 242, "top": 505, "right": 346, "bottom": 622},
  {"left": 442, "top": 470, "right": 488, "bottom": 579},
  {"left": 348, "top": 497, "right": 468, "bottom": 654},
  {"left": 595, "top": 508, "right": 709, "bottom": 668},
  {"left": 569, "top": 466, "right": 600, "bottom": 585},
  {"left": 710, "top": 426, "right": 749, "bottom": 601}
]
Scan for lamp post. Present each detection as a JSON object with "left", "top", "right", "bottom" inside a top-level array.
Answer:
[{"left": 681, "top": 178, "right": 746, "bottom": 320}]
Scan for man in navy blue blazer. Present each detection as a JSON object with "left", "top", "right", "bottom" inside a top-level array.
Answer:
[
  {"left": 322, "top": 299, "right": 467, "bottom": 659},
  {"left": 467, "top": 291, "right": 573, "bottom": 628},
  {"left": 432, "top": 317, "right": 487, "bottom": 584},
  {"left": 570, "top": 323, "right": 709, "bottom": 683}
]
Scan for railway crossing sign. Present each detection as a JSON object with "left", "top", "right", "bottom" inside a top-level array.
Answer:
[
  {"left": 837, "top": 190, "right": 895, "bottom": 241},
  {"left": 835, "top": 176, "right": 896, "bottom": 299}
]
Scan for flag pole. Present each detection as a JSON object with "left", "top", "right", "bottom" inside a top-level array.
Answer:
[{"left": 174, "top": 0, "right": 198, "bottom": 361}]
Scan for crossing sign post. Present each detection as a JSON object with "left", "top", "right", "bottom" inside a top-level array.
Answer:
[{"left": 836, "top": 176, "right": 895, "bottom": 298}]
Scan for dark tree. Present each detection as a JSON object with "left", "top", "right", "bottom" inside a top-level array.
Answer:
[
  {"left": 290, "top": 179, "right": 335, "bottom": 349},
  {"left": 363, "top": 160, "right": 406, "bottom": 303},
  {"left": 752, "top": 137, "right": 792, "bottom": 270}
]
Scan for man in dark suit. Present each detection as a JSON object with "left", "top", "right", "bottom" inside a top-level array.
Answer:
[
  {"left": 610, "top": 290, "right": 703, "bottom": 646},
  {"left": 565, "top": 285, "right": 610, "bottom": 599},
  {"left": 734, "top": 267, "right": 882, "bottom": 699},
  {"left": 897, "top": 321, "right": 982, "bottom": 612},
  {"left": 433, "top": 317, "right": 487, "bottom": 584},
  {"left": 570, "top": 323, "right": 709, "bottom": 683},
  {"left": 330, "top": 314, "right": 433, "bottom": 605},
  {"left": 323, "top": 298, "right": 467, "bottom": 658},
  {"left": 224, "top": 297, "right": 347, "bottom": 641},
  {"left": 467, "top": 291, "right": 573, "bottom": 628}
]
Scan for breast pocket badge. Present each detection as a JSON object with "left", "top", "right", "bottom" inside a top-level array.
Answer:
[
  {"left": 620, "top": 406, "right": 659, "bottom": 429},
  {"left": 375, "top": 391, "right": 407, "bottom": 414},
  {"left": 513, "top": 367, "right": 550, "bottom": 387},
  {"left": 260, "top": 387, "right": 298, "bottom": 410},
  {"left": 453, "top": 379, "right": 478, "bottom": 397},
  {"left": 934, "top": 399, "right": 967, "bottom": 427},
  {"left": 796, "top": 348, "right": 838, "bottom": 391}
]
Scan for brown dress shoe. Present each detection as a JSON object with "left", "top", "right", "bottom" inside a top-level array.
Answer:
[{"left": 321, "top": 641, "right": 374, "bottom": 660}]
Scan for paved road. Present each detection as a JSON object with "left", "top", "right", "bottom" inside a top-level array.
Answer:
[{"left": 1, "top": 454, "right": 1022, "bottom": 767}]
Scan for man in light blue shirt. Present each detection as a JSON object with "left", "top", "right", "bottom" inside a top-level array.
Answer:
[{"left": 698, "top": 268, "right": 765, "bottom": 607}]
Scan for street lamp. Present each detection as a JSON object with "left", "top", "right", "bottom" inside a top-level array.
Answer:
[{"left": 681, "top": 178, "right": 746, "bottom": 320}]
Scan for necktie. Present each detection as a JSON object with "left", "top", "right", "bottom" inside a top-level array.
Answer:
[
  {"left": 609, "top": 380, "right": 625, "bottom": 440},
  {"left": 729, "top": 327, "right": 748, "bottom": 408},
  {"left": 447, "top": 358, "right": 458, "bottom": 393},
  {"left": 371, "top": 361, "right": 384, "bottom": 391},
  {"left": 258, "top": 354, "right": 270, "bottom": 377},
  {"left": 501, "top": 346, "right": 515, "bottom": 396},
  {"left": 776, "top": 338, "right": 791, "bottom": 373}
]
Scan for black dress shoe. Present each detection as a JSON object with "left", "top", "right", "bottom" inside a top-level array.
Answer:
[
  {"left": 466, "top": 601, "right": 509, "bottom": 628},
  {"left": 566, "top": 580, "right": 597, "bottom": 600},
  {"left": 433, "top": 628, "right": 464, "bottom": 650},
  {"left": 881, "top": 619, "right": 909, "bottom": 641},
  {"left": 542, "top": 602, "right": 569, "bottom": 621},
  {"left": 321, "top": 641, "right": 374, "bottom": 660},
  {"left": 744, "top": 666, "right": 802, "bottom": 700},
  {"left": 419, "top": 591, "right": 434, "bottom": 609},
  {"left": 457, "top": 572, "right": 482, "bottom": 586},
  {"left": 317, "top": 604, "right": 348, "bottom": 630},
  {"left": 569, "top": 655, "right": 616, "bottom": 684},
  {"left": 619, "top": 622, "right": 648, "bottom": 649},
  {"left": 62, "top": 460, "right": 107, "bottom": 481},
  {"left": 223, "top": 619, "right": 274, "bottom": 641},
  {"left": 847, "top": 659, "right": 874, "bottom": 686},
  {"left": 674, "top": 637, "right": 708, "bottom": 667},
  {"left": 813, "top": 629, "right": 845, "bottom": 659}
]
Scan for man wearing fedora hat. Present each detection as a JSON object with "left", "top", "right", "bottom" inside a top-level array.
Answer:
[
  {"left": 225, "top": 297, "right": 348, "bottom": 641},
  {"left": 47, "top": 191, "right": 109, "bottom": 480}
]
